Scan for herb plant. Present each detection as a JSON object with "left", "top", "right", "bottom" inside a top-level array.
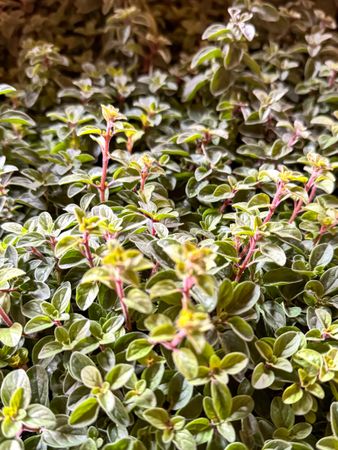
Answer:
[{"left": 0, "top": 0, "right": 337, "bottom": 449}]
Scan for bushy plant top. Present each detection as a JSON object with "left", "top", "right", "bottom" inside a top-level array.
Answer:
[{"left": 0, "top": 0, "right": 337, "bottom": 449}]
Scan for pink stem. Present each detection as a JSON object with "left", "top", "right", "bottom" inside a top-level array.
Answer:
[
  {"left": 314, "top": 220, "right": 337, "bottom": 244},
  {"left": 140, "top": 169, "right": 148, "bottom": 192},
  {"left": 235, "top": 235, "right": 259, "bottom": 282},
  {"left": 236, "top": 181, "right": 285, "bottom": 282},
  {"left": 182, "top": 276, "right": 195, "bottom": 310},
  {"left": 329, "top": 70, "right": 336, "bottom": 88},
  {"left": 115, "top": 277, "right": 131, "bottom": 331},
  {"left": 151, "top": 261, "right": 160, "bottom": 276},
  {"left": 82, "top": 231, "right": 94, "bottom": 268},
  {"left": 288, "top": 170, "right": 321, "bottom": 224},
  {"left": 308, "top": 184, "right": 317, "bottom": 204},
  {"left": 151, "top": 330, "right": 186, "bottom": 351},
  {"left": 99, "top": 122, "right": 113, "bottom": 203},
  {"left": 314, "top": 225, "right": 327, "bottom": 245},
  {"left": 287, "top": 131, "right": 299, "bottom": 148},
  {"left": 0, "top": 306, "right": 13, "bottom": 327}
]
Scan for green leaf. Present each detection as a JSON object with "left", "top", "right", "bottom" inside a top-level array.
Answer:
[
  {"left": 172, "top": 349, "right": 199, "bottom": 380},
  {"left": 282, "top": 383, "right": 303, "bottom": 404},
  {"left": 24, "top": 404, "right": 56, "bottom": 428},
  {"left": 220, "top": 352, "right": 248, "bottom": 374},
  {"left": 52, "top": 282, "right": 71, "bottom": 313},
  {"left": 229, "top": 395, "right": 254, "bottom": 420},
  {"left": 42, "top": 416, "right": 88, "bottom": 447},
  {"left": 174, "top": 430, "right": 197, "bottom": 450},
  {"left": 9, "top": 387, "right": 24, "bottom": 410},
  {"left": 0, "top": 323, "right": 22, "bottom": 346},
  {"left": 270, "top": 397, "right": 294, "bottom": 428},
  {"left": 27, "top": 365, "right": 49, "bottom": 406},
  {"left": 0, "top": 84, "right": 16, "bottom": 95},
  {"left": 273, "top": 332, "right": 301, "bottom": 358},
  {"left": 77, "top": 125, "right": 102, "bottom": 136},
  {"left": 103, "top": 439, "right": 146, "bottom": 450},
  {"left": 25, "top": 316, "right": 54, "bottom": 334},
  {"left": 1, "top": 417, "right": 22, "bottom": 438},
  {"left": 310, "top": 244, "right": 333, "bottom": 269},
  {"left": 81, "top": 366, "right": 103, "bottom": 388},
  {"left": 108, "top": 395, "right": 130, "bottom": 427},
  {"left": 55, "top": 236, "right": 81, "bottom": 258},
  {"left": 317, "top": 437, "right": 338, "bottom": 450},
  {"left": 210, "top": 67, "right": 231, "bottom": 96},
  {"left": 263, "top": 268, "right": 303, "bottom": 286},
  {"left": 191, "top": 46, "right": 222, "bottom": 68},
  {"left": 0, "top": 110, "right": 35, "bottom": 126},
  {"left": 69, "top": 397, "right": 99, "bottom": 427},
  {"left": 251, "top": 362, "right": 274, "bottom": 389},
  {"left": 224, "top": 281, "right": 260, "bottom": 315},
  {"left": 225, "top": 444, "right": 249, "bottom": 450},
  {"left": 1, "top": 369, "right": 31, "bottom": 407},
  {"left": 321, "top": 267, "right": 338, "bottom": 295},
  {"left": 223, "top": 44, "right": 243, "bottom": 69},
  {"left": 202, "top": 24, "right": 230, "bottom": 40},
  {"left": 260, "top": 243, "right": 286, "bottom": 266},
  {"left": 211, "top": 381, "right": 232, "bottom": 420},
  {"left": 143, "top": 408, "right": 170, "bottom": 430},
  {"left": 124, "top": 288, "right": 152, "bottom": 314},
  {"left": 126, "top": 339, "right": 154, "bottom": 361},
  {"left": 331, "top": 402, "right": 338, "bottom": 438},
  {"left": 76, "top": 283, "right": 99, "bottom": 310},
  {"left": 182, "top": 74, "right": 208, "bottom": 102},
  {"left": 252, "top": 3, "right": 279, "bottom": 21},
  {"left": 106, "top": 364, "right": 134, "bottom": 390},
  {"left": 227, "top": 316, "right": 254, "bottom": 341},
  {"left": 69, "top": 352, "right": 96, "bottom": 381},
  {"left": 0, "top": 268, "right": 25, "bottom": 286},
  {"left": 97, "top": 390, "right": 116, "bottom": 419},
  {"left": 0, "top": 440, "right": 23, "bottom": 450},
  {"left": 168, "top": 373, "right": 193, "bottom": 410}
]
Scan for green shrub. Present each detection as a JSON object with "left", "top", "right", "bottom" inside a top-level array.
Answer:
[{"left": 0, "top": 0, "right": 337, "bottom": 449}]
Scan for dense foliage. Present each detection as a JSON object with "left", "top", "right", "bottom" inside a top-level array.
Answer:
[{"left": 0, "top": 0, "right": 338, "bottom": 449}]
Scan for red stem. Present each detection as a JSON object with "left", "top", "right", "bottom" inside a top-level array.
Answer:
[
  {"left": 287, "top": 131, "right": 299, "bottom": 148},
  {"left": 288, "top": 170, "right": 321, "bottom": 224},
  {"left": 182, "top": 276, "right": 195, "bottom": 310},
  {"left": 220, "top": 191, "right": 237, "bottom": 213},
  {"left": 329, "top": 70, "right": 336, "bottom": 88},
  {"left": 151, "top": 261, "right": 160, "bottom": 276},
  {"left": 115, "top": 277, "right": 131, "bottom": 331},
  {"left": 236, "top": 181, "right": 285, "bottom": 282},
  {"left": 99, "top": 122, "right": 113, "bottom": 203},
  {"left": 0, "top": 306, "right": 13, "bottom": 327},
  {"left": 151, "top": 330, "right": 186, "bottom": 351},
  {"left": 235, "top": 235, "right": 259, "bottom": 282},
  {"left": 82, "top": 231, "right": 94, "bottom": 268},
  {"left": 314, "top": 221, "right": 337, "bottom": 244},
  {"left": 127, "top": 136, "right": 133, "bottom": 153},
  {"left": 140, "top": 168, "right": 148, "bottom": 192},
  {"left": 308, "top": 184, "right": 317, "bottom": 204},
  {"left": 31, "top": 247, "right": 46, "bottom": 260}
]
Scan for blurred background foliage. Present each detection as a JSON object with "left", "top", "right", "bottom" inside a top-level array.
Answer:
[{"left": 1, "top": 0, "right": 337, "bottom": 85}]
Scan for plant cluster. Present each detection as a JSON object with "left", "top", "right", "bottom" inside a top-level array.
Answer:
[{"left": 0, "top": 0, "right": 338, "bottom": 449}]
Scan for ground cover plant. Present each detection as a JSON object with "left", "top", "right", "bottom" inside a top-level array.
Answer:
[{"left": 0, "top": 0, "right": 338, "bottom": 449}]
